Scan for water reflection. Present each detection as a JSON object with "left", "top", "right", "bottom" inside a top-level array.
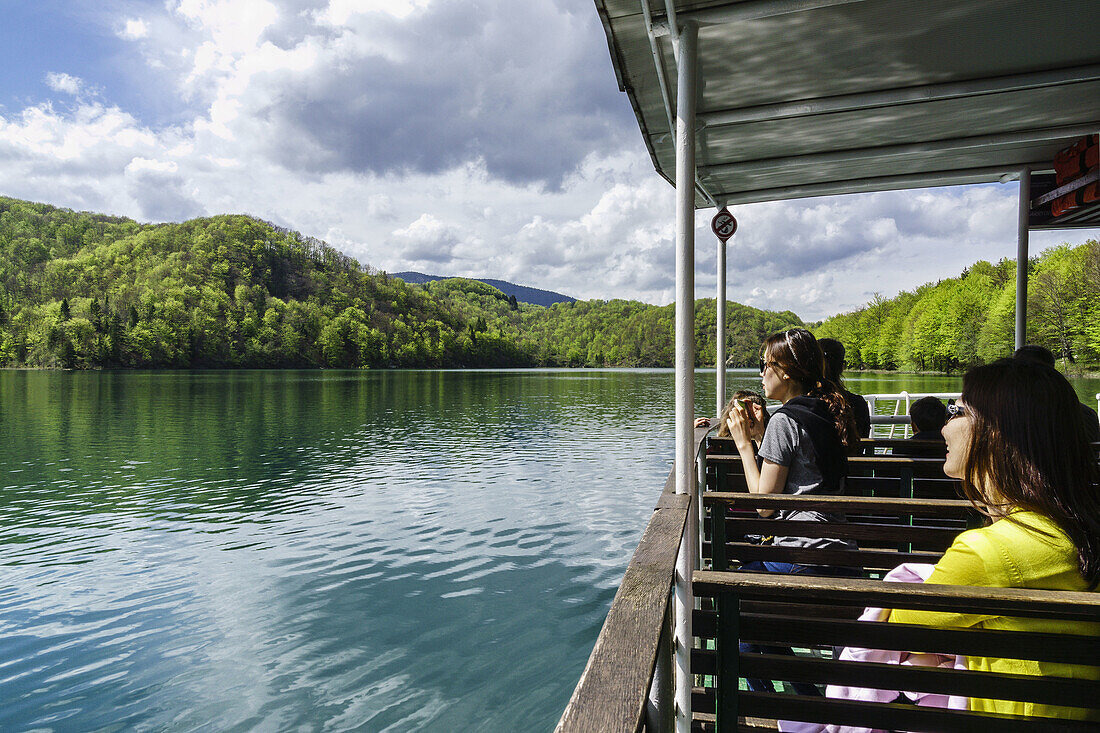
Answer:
[{"left": 1, "top": 369, "right": 703, "bottom": 731}]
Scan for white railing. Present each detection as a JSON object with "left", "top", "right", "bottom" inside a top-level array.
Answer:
[{"left": 864, "top": 391, "right": 961, "bottom": 438}]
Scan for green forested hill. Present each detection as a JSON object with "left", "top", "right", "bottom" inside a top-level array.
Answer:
[
  {"left": 814, "top": 240, "right": 1100, "bottom": 371},
  {"left": 0, "top": 196, "right": 802, "bottom": 369}
]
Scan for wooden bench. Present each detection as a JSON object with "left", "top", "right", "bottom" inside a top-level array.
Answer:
[
  {"left": 856, "top": 437, "right": 946, "bottom": 457},
  {"left": 702, "top": 492, "right": 975, "bottom": 575},
  {"left": 691, "top": 492, "right": 1100, "bottom": 732},
  {"left": 705, "top": 439, "right": 962, "bottom": 502}
]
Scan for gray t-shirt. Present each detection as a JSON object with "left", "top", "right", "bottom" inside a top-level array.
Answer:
[{"left": 757, "top": 413, "right": 853, "bottom": 550}]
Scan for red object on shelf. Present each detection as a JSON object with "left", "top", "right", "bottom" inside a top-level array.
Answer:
[
  {"left": 1051, "top": 182, "right": 1099, "bottom": 218},
  {"left": 1053, "top": 134, "right": 1098, "bottom": 186}
]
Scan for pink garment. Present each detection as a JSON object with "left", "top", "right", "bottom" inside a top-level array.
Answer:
[{"left": 777, "top": 563, "right": 968, "bottom": 733}]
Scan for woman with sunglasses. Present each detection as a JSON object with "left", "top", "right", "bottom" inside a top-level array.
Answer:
[
  {"left": 726, "top": 328, "right": 860, "bottom": 695},
  {"left": 888, "top": 358, "right": 1100, "bottom": 720},
  {"left": 726, "top": 328, "right": 859, "bottom": 530}
]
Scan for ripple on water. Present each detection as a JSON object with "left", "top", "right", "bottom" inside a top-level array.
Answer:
[{"left": 0, "top": 369, "right": 691, "bottom": 731}]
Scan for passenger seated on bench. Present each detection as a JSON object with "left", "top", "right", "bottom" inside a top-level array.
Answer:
[
  {"left": 716, "top": 389, "right": 769, "bottom": 442},
  {"left": 819, "top": 338, "right": 871, "bottom": 439},
  {"left": 726, "top": 329, "right": 860, "bottom": 696},
  {"left": 889, "top": 359, "right": 1100, "bottom": 721},
  {"left": 891, "top": 396, "right": 947, "bottom": 458},
  {"left": 1013, "top": 344, "right": 1100, "bottom": 443},
  {"left": 695, "top": 391, "right": 770, "bottom": 435}
]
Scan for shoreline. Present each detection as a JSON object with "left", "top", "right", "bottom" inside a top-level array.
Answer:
[{"left": 5, "top": 364, "right": 1100, "bottom": 379}]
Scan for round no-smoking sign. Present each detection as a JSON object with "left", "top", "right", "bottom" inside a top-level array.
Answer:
[{"left": 711, "top": 207, "right": 737, "bottom": 241}]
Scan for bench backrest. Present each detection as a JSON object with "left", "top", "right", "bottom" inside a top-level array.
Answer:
[
  {"left": 693, "top": 490, "right": 1100, "bottom": 732},
  {"left": 706, "top": 450, "right": 962, "bottom": 500},
  {"left": 692, "top": 566, "right": 1100, "bottom": 732}
]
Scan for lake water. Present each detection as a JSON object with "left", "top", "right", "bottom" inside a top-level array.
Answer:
[{"left": 2, "top": 368, "right": 1098, "bottom": 731}]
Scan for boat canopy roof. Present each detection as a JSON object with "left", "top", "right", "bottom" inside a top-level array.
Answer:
[{"left": 597, "top": 0, "right": 1100, "bottom": 209}]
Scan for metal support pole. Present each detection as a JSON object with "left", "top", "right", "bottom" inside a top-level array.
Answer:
[
  {"left": 716, "top": 233, "right": 727, "bottom": 418},
  {"left": 673, "top": 20, "right": 698, "bottom": 733},
  {"left": 674, "top": 24, "right": 698, "bottom": 499},
  {"left": 1015, "top": 167, "right": 1030, "bottom": 350},
  {"left": 697, "top": 452, "right": 707, "bottom": 568}
]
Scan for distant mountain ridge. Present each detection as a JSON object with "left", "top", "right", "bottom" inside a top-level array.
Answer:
[{"left": 391, "top": 272, "right": 576, "bottom": 307}]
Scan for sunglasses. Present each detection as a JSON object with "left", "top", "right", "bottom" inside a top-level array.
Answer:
[
  {"left": 758, "top": 359, "right": 779, "bottom": 374},
  {"left": 946, "top": 402, "right": 968, "bottom": 420}
]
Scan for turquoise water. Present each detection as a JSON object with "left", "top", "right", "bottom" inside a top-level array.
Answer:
[{"left": 1, "top": 368, "right": 1097, "bottom": 731}]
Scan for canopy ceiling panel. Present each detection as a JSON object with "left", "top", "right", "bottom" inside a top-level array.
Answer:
[
  {"left": 690, "top": 86, "right": 1100, "bottom": 166},
  {"left": 596, "top": 0, "right": 1100, "bottom": 207}
]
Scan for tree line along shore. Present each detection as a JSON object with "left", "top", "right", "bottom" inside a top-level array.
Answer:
[
  {"left": 815, "top": 239, "right": 1100, "bottom": 373},
  {"left": 0, "top": 195, "right": 1095, "bottom": 373}
]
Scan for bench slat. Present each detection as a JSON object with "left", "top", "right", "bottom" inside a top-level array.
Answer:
[
  {"left": 700, "top": 541, "right": 943, "bottom": 570},
  {"left": 722, "top": 517, "right": 960, "bottom": 546},
  {"left": 738, "top": 653, "right": 1100, "bottom": 708},
  {"left": 694, "top": 571, "right": 1100, "bottom": 620},
  {"left": 693, "top": 610, "right": 1100, "bottom": 666},
  {"left": 735, "top": 690, "right": 1098, "bottom": 732},
  {"left": 704, "top": 492, "right": 973, "bottom": 515},
  {"left": 743, "top": 612, "right": 1100, "bottom": 665}
]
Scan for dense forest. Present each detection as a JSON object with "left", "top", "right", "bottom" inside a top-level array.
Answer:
[
  {"left": 814, "top": 239, "right": 1100, "bottom": 372},
  {"left": 0, "top": 196, "right": 802, "bottom": 370},
  {"left": 5, "top": 196, "right": 1094, "bottom": 373}
]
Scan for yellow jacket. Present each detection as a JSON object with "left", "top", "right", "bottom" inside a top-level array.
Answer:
[{"left": 890, "top": 511, "right": 1100, "bottom": 720}]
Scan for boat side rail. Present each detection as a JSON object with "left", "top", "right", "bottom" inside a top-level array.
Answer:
[{"left": 556, "top": 424, "right": 711, "bottom": 733}]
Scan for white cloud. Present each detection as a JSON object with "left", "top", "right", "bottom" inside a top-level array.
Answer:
[
  {"left": 173, "top": 0, "right": 279, "bottom": 54},
  {"left": 1, "top": 0, "right": 1098, "bottom": 323},
  {"left": 317, "top": 0, "right": 432, "bottom": 25},
  {"left": 392, "top": 213, "right": 462, "bottom": 263},
  {"left": 45, "top": 72, "right": 82, "bottom": 95},
  {"left": 119, "top": 18, "right": 149, "bottom": 39},
  {"left": 125, "top": 157, "right": 179, "bottom": 175}
]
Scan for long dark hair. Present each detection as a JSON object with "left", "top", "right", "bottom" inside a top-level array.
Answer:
[
  {"left": 960, "top": 359, "right": 1100, "bottom": 588},
  {"left": 763, "top": 329, "right": 859, "bottom": 451},
  {"left": 818, "top": 338, "right": 848, "bottom": 388}
]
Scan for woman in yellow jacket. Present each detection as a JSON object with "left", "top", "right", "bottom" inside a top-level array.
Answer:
[{"left": 890, "top": 358, "right": 1100, "bottom": 720}]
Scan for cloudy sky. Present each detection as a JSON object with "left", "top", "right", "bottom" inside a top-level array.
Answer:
[{"left": 1, "top": 0, "right": 1096, "bottom": 320}]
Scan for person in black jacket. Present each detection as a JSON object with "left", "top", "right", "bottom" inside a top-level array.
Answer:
[
  {"left": 1013, "top": 345, "right": 1100, "bottom": 444},
  {"left": 893, "top": 396, "right": 947, "bottom": 458},
  {"left": 819, "top": 338, "right": 871, "bottom": 439}
]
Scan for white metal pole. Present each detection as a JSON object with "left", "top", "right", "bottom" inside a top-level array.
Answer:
[
  {"left": 646, "top": 610, "right": 673, "bottom": 732},
  {"left": 1015, "top": 167, "right": 1030, "bottom": 350},
  {"left": 697, "top": 451, "right": 707, "bottom": 568},
  {"left": 674, "top": 26, "right": 698, "bottom": 499},
  {"left": 673, "top": 20, "right": 698, "bottom": 733},
  {"left": 716, "top": 230, "right": 727, "bottom": 418}
]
